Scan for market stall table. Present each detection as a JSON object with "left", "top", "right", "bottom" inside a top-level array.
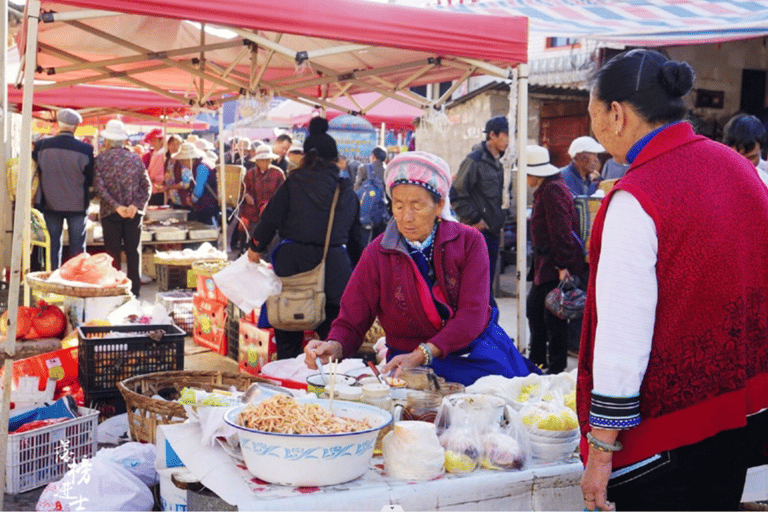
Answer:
[{"left": 159, "top": 421, "right": 584, "bottom": 511}]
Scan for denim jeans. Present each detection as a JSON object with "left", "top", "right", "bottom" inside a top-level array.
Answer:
[{"left": 43, "top": 211, "right": 87, "bottom": 270}]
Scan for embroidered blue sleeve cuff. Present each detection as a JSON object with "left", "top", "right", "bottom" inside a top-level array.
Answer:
[{"left": 589, "top": 391, "right": 641, "bottom": 429}]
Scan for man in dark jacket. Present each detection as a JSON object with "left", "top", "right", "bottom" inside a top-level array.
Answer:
[
  {"left": 33, "top": 108, "right": 94, "bottom": 269},
  {"left": 450, "top": 115, "right": 509, "bottom": 309}
]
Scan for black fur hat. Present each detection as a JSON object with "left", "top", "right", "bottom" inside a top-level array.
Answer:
[{"left": 303, "top": 117, "right": 338, "bottom": 161}]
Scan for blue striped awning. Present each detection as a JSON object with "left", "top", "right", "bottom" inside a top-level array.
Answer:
[{"left": 435, "top": 0, "right": 768, "bottom": 46}]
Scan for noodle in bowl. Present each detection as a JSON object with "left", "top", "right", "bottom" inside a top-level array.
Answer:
[{"left": 224, "top": 397, "right": 392, "bottom": 486}]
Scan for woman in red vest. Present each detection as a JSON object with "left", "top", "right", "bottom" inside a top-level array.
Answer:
[{"left": 580, "top": 49, "right": 768, "bottom": 511}]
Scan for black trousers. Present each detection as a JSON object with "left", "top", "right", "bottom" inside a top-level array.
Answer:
[
  {"left": 274, "top": 303, "right": 340, "bottom": 360},
  {"left": 101, "top": 212, "right": 142, "bottom": 297},
  {"left": 526, "top": 279, "right": 568, "bottom": 373}
]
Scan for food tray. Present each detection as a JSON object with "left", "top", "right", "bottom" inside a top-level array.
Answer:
[
  {"left": 6, "top": 407, "right": 99, "bottom": 494},
  {"left": 118, "top": 370, "right": 275, "bottom": 444},
  {"left": 188, "top": 228, "right": 219, "bottom": 240},
  {"left": 145, "top": 208, "right": 189, "bottom": 223},
  {"left": 77, "top": 324, "right": 185, "bottom": 396},
  {"left": 156, "top": 290, "right": 195, "bottom": 335},
  {"left": 26, "top": 271, "right": 132, "bottom": 298},
  {"left": 140, "top": 229, "right": 153, "bottom": 243},
  {"left": 152, "top": 227, "right": 188, "bottom": 242}
]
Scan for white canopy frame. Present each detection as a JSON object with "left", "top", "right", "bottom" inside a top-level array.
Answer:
[{"left": 3, "top": 3, "right": 531, "bottom": 503}]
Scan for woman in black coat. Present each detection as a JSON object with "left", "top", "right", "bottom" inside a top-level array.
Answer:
[{"left": 248, "top": 117, "right": 363, "bottom": 359}]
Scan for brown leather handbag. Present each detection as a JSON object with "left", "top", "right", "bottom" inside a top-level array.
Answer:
[{"left": 265, "top": 185, "right": 339, "bottom": 331}]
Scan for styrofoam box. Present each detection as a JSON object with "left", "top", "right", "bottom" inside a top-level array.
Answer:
[
  {"left": 157, "top": 467, "right": 188, "bottom": 512},
  {"left": 63, "top": 294, "right": 132, "bottom": 327},
  {"left": 6, "top": 406, "right": 99, "bottom": 494}
]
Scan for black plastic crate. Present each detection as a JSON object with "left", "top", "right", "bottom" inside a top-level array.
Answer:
[
  {"left": 226, "top": 301, "right": 245, "bottom": 361},
  {"left": 77, "top": 324, "right": 185, "bottom": 395},
  {"left": 156, "top": 263, "right": 192, "bottom": 291}
]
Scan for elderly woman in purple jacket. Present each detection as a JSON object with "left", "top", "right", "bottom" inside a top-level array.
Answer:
[
  {"left": 305, "top": 151, "right": 535, "bottom": 386},
  {"left": 525, "top": 145, "right": 586, "bottom": 375}
]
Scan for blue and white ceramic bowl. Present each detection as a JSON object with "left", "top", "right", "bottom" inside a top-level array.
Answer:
[{"left": 224, "top": 399, "right": 392, "bottom": 486}]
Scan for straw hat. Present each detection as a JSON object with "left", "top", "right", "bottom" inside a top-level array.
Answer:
[
  {"left": 194, "top": 138, "right": 214, "bottom": 151},
  {"left": 251, "top": 144, "right": 279, "bottom": 161},
  {"left": 172, "top": 142, "right": 206, "bottom": 161},
  {"left": 102, "top": 119, "right": 129, "bottom": 141},
  {"left": 525, "top": 145, "right": 561, "bottom": 177}
]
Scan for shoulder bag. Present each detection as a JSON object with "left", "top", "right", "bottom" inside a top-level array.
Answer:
[{"left": 265, "top": 185, "right": 340, "bottom": 331}]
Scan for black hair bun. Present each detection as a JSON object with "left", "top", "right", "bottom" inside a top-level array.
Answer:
[
  {"left": 308, "top": 116, "right": 329, "bottom": 135},
  {"left": 659, "top": 61, "right": 695, "bottom": 98}
]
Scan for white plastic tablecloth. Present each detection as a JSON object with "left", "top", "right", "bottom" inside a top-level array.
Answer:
[{"left": 160, "top": 422, "right": 584, "bottom": 511}]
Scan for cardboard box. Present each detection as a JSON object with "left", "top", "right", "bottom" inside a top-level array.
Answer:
[
  {"left": 142, "top": 250, "right": 156, "bottom": 279},
  {"left": 238, "top": 319, "right": 276, "bottom": 376},
  {"left": 64, "top": 295, "right": 131, "bottom": 328},
  {"left": 196, "top": 274, "right": 227, "bottom": 304},
  {"left": 193, "top": 294, "right": 227, "bottom": 355}
]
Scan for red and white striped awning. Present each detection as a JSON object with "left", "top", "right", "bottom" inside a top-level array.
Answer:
[{"left": 436, "top": 0, "right": 768, "bottom": 46}]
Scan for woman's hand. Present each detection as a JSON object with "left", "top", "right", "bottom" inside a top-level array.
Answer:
[
  {"left": 581, "top": 428, "right": 618, "bottom": 511},
  {"left": 115, "top": 206, "right": 130, "bottom": 218},
  {"left": 244, "top": 193, "right": 255, "bottom": 206},
  {"left": 381, "top": 349, "right": 425, "bottom": 379},
  {"left": 558, "top": 267, "right": 571, "bottom": 281},
  {"left": 304, "top": 340, "right": 343, "bottom": 368},
  {"left": 246, "top": 248, "right": 260, "bottom": 264}
]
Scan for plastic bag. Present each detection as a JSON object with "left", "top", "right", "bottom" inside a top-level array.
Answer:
[
  {"left": 437, "top": 402, "right": 483, "bottom": 473},
  {"left": 95, "top": 442, "right": 158, "bottom": 487},
  {"left": 480, "top": 406, "right": 530, "bottom": 471},
  {"left": 382, "top": 421, "right": 445, "bottom": 480},
  {"left": 58, "top": 253, "right": 126, "bottom": 287},
  {"left": 213, "top": 255, "right": 281, "bottom": 314},
  {"left": 36, "top": 457, "right": 154, "bottom": 511}
]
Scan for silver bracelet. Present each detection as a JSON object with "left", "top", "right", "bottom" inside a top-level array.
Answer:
[{"left": 586, "top": 431, "right": 623, "bottom": 452}]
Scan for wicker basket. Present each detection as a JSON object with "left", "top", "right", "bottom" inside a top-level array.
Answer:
[
  {"left": 153, "top": 255, "right": 226, "bottom": 267},
  {"left": 26, "top": 271, "right": 131, "bottom": 298},
  {"left": 117, "top": 370, "right": 274, "bottom": 443},
  {"left": 191, "top": 259, "right": 230, "bottom": 277}
]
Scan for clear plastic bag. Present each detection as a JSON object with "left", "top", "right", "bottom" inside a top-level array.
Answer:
[
  {"left": 480, "top": 406, "right": 531, "bottom": 471},
  {"left": 213, "top": 255, "right": 281, "bottom": 314}
]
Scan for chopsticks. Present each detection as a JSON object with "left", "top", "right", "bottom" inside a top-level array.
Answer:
[{"left": 328, "top": 358, "right": 337, "bottom": 414}]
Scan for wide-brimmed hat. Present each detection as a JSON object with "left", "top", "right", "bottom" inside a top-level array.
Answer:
[
  {"left": 194, "top": 138, "right": 214, "bottom": 152},
  {"left": 172, "top": 142, "right": 206, "bottom": 161},
  {"left": 102, "top": 119, "right": 129, "bottom": 141},
  {"left": 525, "top": 145, "right": 561, "bottom": 177},
  {"left": 568, "top": 136, "right": 604, "bottom": 158},
  {"left": 250, "top": 144, "right": 278, "bottom": 161}
]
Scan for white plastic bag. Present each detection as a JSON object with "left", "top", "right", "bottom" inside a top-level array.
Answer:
[
  {"left": 36, "top": 458, "right": 154, "bottom": 511},
  {"left": 383, "top": 421, "right": 444, "bottom": 480},
  {"left": 213, "top": 255, "right": 281, "bottom": 314},
  {"left": 95, "top": 442, "right": 158, "bottom": 487}
]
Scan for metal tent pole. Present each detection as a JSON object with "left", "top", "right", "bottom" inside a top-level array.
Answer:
[
  {"left": 218, "top": 107, "right": 226, "bottom": 252},
  {"left": 516, "top": 64, "right": 529, "bottom": 352},
  {"left": 0, "top": 0, "right": 41, "bottom": 503}
]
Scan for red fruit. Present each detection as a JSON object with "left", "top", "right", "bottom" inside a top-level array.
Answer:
[{"left": 31, "top": 302, "right": 67, "bottom": 339}]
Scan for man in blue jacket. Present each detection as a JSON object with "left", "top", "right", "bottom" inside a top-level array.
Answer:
[{"left": 32, "top": 109, "right": 94, "bottom": 269}]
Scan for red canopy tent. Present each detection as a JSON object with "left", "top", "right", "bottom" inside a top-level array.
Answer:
[{"left": 6, "top": 84, "right": 208, "bottom": 129}]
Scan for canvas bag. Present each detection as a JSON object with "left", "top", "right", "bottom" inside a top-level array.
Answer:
[{"left": 265, "top": 185, "right": 339, "bottom": 331}]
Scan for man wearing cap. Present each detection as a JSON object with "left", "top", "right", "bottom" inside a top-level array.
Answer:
[
  {"left": 560, "top": 136, "right": 605, "bottom": 197},
  {"left": 32, "top": 108, "right": 94, "bottom": 269},
  {"left": 450, "top": 115, "right": 510, "bottom": 310}
]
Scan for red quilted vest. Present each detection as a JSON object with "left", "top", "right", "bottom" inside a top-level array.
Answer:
[{"left": 577, "top": 122, "right": 768, "bottom": 467}]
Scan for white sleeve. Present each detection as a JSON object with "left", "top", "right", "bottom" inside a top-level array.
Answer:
[{"left": 590, "top": 190, "right": 657, "bottom": 428}]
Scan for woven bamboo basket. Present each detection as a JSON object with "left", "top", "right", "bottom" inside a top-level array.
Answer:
[
  {"left": 26, "top": 271, "right": 131, "bottom": 298},
  {"left": 153, "top": 255, "right": 226, "bottom": 267},
  {"left": 190, "top": 259, "right": 230, "bottom": 277},
  {"left": 117, "top": 370, "right": 275, "bottom": 443}
]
